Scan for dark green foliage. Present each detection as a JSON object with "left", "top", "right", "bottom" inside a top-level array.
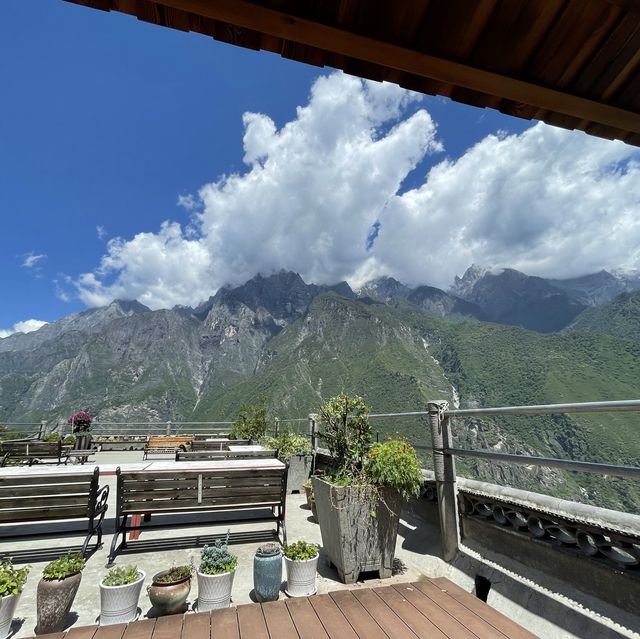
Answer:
[
  {"left": 263, "top": 429, "right": 312, "bottom": 462},
  {"left": 283, "top": 540, "right": 319, "bottom": 561},
  {"left": 230, "top": 402, "right": 270, "bottom": 441},
  {"left": 154, "top": 565, "right": 192, "bottom": 584},
  {"left": 102, "top": 565, "right": 141, "bottom": 586},
  {"left": 0, "top": 559, "right": 29, "bottom": 596},
  {"left": 42, "top": 553, "right": 85, "bottom": 580},
  {"left": 366, "top": 438, "right": 424, "bottom": 501}
]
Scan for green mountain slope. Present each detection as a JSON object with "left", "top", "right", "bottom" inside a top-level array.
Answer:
[{"left": 568, "top": 291, "right": 640, "bottom": 340}]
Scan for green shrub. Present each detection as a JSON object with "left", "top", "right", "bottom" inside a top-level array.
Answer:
[
  {"left": 44, "top": 433, "right": 61, "bottom": 442},
  {"left": 263, "top": 429, "right": 312, "bottom": 462},
  {"left": 102, "top": 565, "right": 141, "bottom": 586},
  {"left": 63, "top": 435, "right": 76, "bottom": 445},
  {"left": 0, "top": 559, "right": 29, "bottom": 596},
  {"left": 155, "top": 565, "right": 192, "bottom": 584},
  {"left": 42, "top": 553, "right": 85, "bottom": 580},
  {"left": 199, "top": 538, "right": 238, "bottom": 575},
  {"left": 283, "top": 540, "right": 319, "bottom": 561},
  {"left": 318, "top": 393, "right": 371, "bottom": 481},
  {"left": 366, "top": 438, "right": 423, "bottom": 501},
  {"left": 230, "top": 402, "right": 270, "bottom": 441}
]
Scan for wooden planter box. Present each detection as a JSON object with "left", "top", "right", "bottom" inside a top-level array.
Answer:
[{"left": 312, "top": 477, "right": 402, "bottom": 584}]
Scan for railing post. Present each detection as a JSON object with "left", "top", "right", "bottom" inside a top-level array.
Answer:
[
  {"left": 39, "top": 420, "right": 47, "bottom": 439},
  {"left": 274, "top": 417, "right": 280, "bottom": 437},
  {"left": 308, "top": 413, "right": 318, "bottom": 473},
  {"left": 166, "top": 421, "right": 172, "bottom": 436},
  {"left": 428, "top": 400, "right": 459, "bottom": 562}
]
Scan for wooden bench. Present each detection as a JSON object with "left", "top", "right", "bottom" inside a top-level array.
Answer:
[
  {"left": 0, "top": 440, "right": 69, "bottom": 465},
  {"left": 190, "top": 439, "right": 250, "bottom": 451},
  {"left": 142, "top": 435, "right": 193, "bottom": 459},
  {"left": 0, "top": 467, "right": 109, "bottom": 562},
  {"left": 175, "top": 449, "right": 277, "bottom": 461},
  {"left": 108, "top": 462, "right": 287, "bottom": 563}
]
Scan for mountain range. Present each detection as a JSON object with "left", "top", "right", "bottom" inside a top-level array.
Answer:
[{"left": 1, "top": 266, "right": 639, "bottom": 512}]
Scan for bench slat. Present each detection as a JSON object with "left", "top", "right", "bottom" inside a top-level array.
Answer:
[
  {"left": 120, "top": 470, "right": 283, "bottom": 483},
  {"left": 122, "top": 485, "right": 283, "bottom": 501},
  {"left": 121, "top": 499, "right": 281, "bottom": 514},
  {"left": 0, "top": 494, "right": 92, "bottom": 508},
  {"left": 0, "top": 474, "right": 95, "bottom": 486},
  {"left": 0, "top": 505, "right": 89, "bottom": 522},
  {"left": 122, "top": 478, "right": 283, "bottom": 493}
]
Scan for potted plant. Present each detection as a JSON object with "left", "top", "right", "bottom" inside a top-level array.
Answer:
[
  {"left": 36, "top": 553, "right": 85, "bottom": 635},
  {"left": 312, "top": 393, "right": 423, "bottom": 584},
  {"left": 147, "top": 565, "right": 192, "bottom": 616},
  {"left": 253, "top": 542, "right": 282, "bottom": 602},
  {"left": 196, "top": 537, "right": 238, "bottom": 612},
  {"left": 66, "top": 411, "right": 94, "bottom": 451},
  {"left": 99, "top": 565, "right": 145, "bottom": 626},
  {"left": 283, "top": 541, "right": 319, "bottom": 597},
  {"left": 230, "top": 401, "right": 270, "bottom": 443},
  {"left": 0, "top": 560, "right": 28, "bottom": 639},
  {"left": 264, "top": 429, "right": 313, "bottom": 493},
  {"left": 303, "top": 480, "right": 318, "bottom": 522}
]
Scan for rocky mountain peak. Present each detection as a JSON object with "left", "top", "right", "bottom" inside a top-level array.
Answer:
[
  {"left": 450, "top": 264, "right": 497, "bottom": 299},
  {"left": 358, "top": 276, "right": 412, "bottom": 302}
]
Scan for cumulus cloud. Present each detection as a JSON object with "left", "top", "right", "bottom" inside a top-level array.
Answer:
[
  {"left": 22, "top": 252, "right": 46, "bottom": 268},
  {"left": 0, "top": 319, "right": 48, "bottom": 339},
  {"left": 75, "top": 71, "right": 640, "bottom": 308},
  {"left": 96, "top": 225, "right": 107, "bottom": 240}
]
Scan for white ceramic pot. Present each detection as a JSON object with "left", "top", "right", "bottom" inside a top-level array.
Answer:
[
  {"left": 99, "top": 570, "right": 145, "bottom": 626},
  {"left": 0, "top": 593, "right": 21, "bottom": 639},
  {"left": 284, "top": 555, "right": 318, "bottom": 597},
  {"left": 196, "top": 568, "right": 236, "bottom": 612}
]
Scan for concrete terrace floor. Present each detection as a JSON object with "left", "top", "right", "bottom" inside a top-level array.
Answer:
[{"left": 3, "top": 451, "right": 639, "bottom": 639}]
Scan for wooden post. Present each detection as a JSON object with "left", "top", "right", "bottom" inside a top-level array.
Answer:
[
  {"left": 308, "top": 413, "right": 318, "bottom": 473},
  {"left": 428, "top": 400, "right": 459, "bottom": 562}
]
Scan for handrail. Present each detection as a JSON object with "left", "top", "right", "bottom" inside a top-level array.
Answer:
[{"left": 445, "top": 399, "right": 640, "bottom": 417}]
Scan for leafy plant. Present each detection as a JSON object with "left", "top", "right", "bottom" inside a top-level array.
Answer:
[
  {"left": 366, "top": 438, "right": 423, "bottom": 501},
  {"left": 263, "top": 429, "right": 312, "bottom": 462},
  {"left": 154, "top": 565, "right": 192, "bottom": 584},
  {"left": 63, "top": 435, "right": 76, "bottom": 445},
  {"left": 66, "top": 411, "right": 94, "bottom": 434},
  {"left": 199, "top": 537, "right": 238, "bottom": 575},
  {"left": 42, "top": 553, "right": 85, "bottom": 580},
  {"left": 283, "top": 540, "right": 319, "bottom": 561},
  {"left": 102, "top": 565, "right": 141, "bottom": 587},
  {"left": 44, "top": 433, "right": 61, "bottom": 442},
  {"left": 0, "top": 559, "right": 29, "bottom": 596},
  {"left": 230, "top": 402, "right": 270, "bottom": 441},
  {"left": 255, "top": 542, "right": 281, "bottom": 556},
  {"left": 318, "top": 393, "right": 371, "bottom": 481}
]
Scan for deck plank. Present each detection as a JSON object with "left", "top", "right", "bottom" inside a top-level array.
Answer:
[
  {"left": 285, "top": 598, "right": 329, "bottom": 639},
  {"left": 181, "top": 612, "right": 211, "bottom": 639},
  {"left": 328, "top": 590, "right": 389, "bottom": 639},
  {"left": 308, "top": 594, "right": 359, "bottom": 639},
  {"left": 351, "top": 588, "right": 418, "bottom": 639},
  {"left": 211, "top": 608, "right": 239, "bottom": 639},
  {"left": 413, "top": 580, "right": 511, "bottom": 638},
  {"left": 150, "top": 614, "right": 184, "bottom": 639},
  {"left": 237, "top": 603, "right": 269, "bottom": 638},
  {"left": 122, "top": 619, "right": 156, "bottom": 639},
  {"left": 64, "top": 626, "right": 99, "bottom": 639},
  {"left": 429, "top": 578, "right": 538, "bottom": 639},
  {"left": 373, "top": 586, "right": 449, "bottom": 639},
  {"left": 392, "top": 584, "right": 478, "bottom": 639},
  {"left": 92, "top": 624, "right": 127, "bottom": 639},
  {"left": 261, "top": 600, "right": 299, "bottom": 639}
]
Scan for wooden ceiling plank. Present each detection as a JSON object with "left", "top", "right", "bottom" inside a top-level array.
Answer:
[{"left": 151, "top": 0, "right": 640, "bottom": 134}]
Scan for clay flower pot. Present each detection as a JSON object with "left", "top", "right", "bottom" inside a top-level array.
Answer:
[
  {"left": 147, "top": 570, "right": 191, "bottom": 616},
  {"left": 35, "top": 572, "right": 82, "bottom": 635}
]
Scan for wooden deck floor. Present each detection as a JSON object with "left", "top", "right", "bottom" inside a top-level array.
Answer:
[{"left": 36, "top": 578, "right": 537, "bottom": 639}]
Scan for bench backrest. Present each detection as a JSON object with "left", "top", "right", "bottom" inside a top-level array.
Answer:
[
  {"left": 146, "top": 435, "right": 193, "bottom": 448},
  {"left": 191, "top": 440, "right": 227, "bottom": 451},
  {"left": 0, "top": 440, "right": 62, "bottom": 458},
  {"left": 176, "top": 449, "right": 277, "bottom": 461},
  {"left": 116, "top": 466, "right": 286, "bottom": 516},
  {"left": 0, "top": 468, "right": 99, "bottom": 524}
]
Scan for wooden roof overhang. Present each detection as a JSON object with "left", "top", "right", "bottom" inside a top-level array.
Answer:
[{"left": 65, "top": 0, "right": 640, "bottom": 147}]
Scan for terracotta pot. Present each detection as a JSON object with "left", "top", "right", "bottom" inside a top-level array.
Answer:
[
  {"left": 147, "top": 571, "right": 191, "bottom": 616},
  {"left": 35, "top": 572, "right": 82, "bottom": 635}
]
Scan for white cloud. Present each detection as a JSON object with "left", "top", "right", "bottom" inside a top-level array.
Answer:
[
  {"left": 0, "top": 319, "right": 48, "bottom": 339},
  {"left": 75, "top": 71, "right": 640, "bottom": 308},
  {"left": 96, "top": 225, "right": 107, "bottom": 240},
  {"left": 22, "top": 252, "right": 46, "bottom": 268}
]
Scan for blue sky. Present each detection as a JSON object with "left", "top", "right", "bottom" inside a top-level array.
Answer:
[{"left": 1, "top": 1, "right": 638, "bottom": 334}]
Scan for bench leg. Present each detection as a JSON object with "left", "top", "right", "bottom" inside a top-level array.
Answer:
[
  {"left": 279, "top": 518, "right": 288, "bottom": 546},
  {"left": 108, "top": 513, "right": 128, "bottom": 565}
]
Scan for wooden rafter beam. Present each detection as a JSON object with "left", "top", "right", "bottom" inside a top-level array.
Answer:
[{"left": 156, "top": 0, "right": 640, "bottom": 136}]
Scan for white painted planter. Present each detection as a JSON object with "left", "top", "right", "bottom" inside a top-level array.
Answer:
[
  {"left": 99, "top": 570, "right": 145, "bottom": 626},
  {"left": 0, "top": 593, "right": 20, "bottom": 639},
  {"left": 196, "top": 568, "right": 236, "bottom": 612},
  {"left": 284, "top": 555, "right": 318, "bottom": 597}
]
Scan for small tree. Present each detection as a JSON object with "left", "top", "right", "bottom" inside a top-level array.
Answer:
[
  {"left": 230, "top": 402, "right": 270, "bottom": 441},
  {"left": 318, "top": 393, "right": 371, "bottom": 480}
]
